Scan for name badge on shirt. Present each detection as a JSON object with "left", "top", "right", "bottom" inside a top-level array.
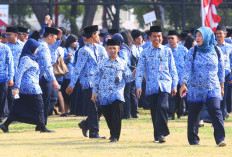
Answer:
[
  {"left": 224, "top": 55, "right": 227, "bottom": 61},
  {"left": 159, "top": 65, "right": 164, "bottom": 72}
]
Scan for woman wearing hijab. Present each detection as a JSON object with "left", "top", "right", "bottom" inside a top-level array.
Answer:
[
  {"left": 0, "top": 39, "right": 50, "bottom": 133},
  {"left": 102, "top": 33, "right": 112, "bottom": 48},
  {"left": 179, "top": 27, "right": 226, "bottom": 146}
]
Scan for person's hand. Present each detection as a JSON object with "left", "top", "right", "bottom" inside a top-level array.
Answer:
[
  {"left": 8, "top": 80, "right": 14, "bottom": 86},
  {"left": 136, "top": 88, "right": 142, "bottom": 99},
  {"left": 179, "top": 83, "right": 187, "bottom": 98},
  {"left": 171, "top": 89, "right": 177, "bottom": 97},
  {"left": 229, "top": 80, "right": 232, "bottom": 84},
  {"left": 66, "top": 86, "right": 74, "bottom": 95},
  {"left": 91, "top": 93, "right": 98, "bottom": 103},
  {"left": 221, "top": 87, "right": 224, "bottom": 98},
  {"left": 132, "top": 68, "right": 136, "bottom": 77},
  {"left": 52, "top": 80, "right": 59, "bottom": 90},
  {"left": 57, "top": 29, "right": 63, "bottom": 40},
  {"left": 12, "top": 88, "right": 19, "bottom": 97},
  {"left": 45, "top": 15, "right": 50, "bottom": 24}
]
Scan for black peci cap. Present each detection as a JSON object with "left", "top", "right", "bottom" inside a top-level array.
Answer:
[
  {"left": 168, "top": 30, "right": 179, "bottom": 36},
  {"left": 150, "top": 26, "right": 162, "bottom": 33},
  {"left": 44, "top": 27, "right": 59, "bottom": 35},
  {"left": 84, "top": 25, "right": 98, "bottom": 34},
  {"left": 6, "top": 27, "right": 18, "bottom": 33},
  {"left": 18, "top": 27, "right": 29, "bottom": 34},
  {"left": 106, "top": 39, "right": 120, "bottom": 46}
]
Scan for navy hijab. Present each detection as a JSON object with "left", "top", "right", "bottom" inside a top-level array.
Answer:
[{"left": 20, "top": 38, "right": 40, "bottom": 62}]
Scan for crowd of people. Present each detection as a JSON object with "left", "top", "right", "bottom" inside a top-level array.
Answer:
[{"left": 0, "top": 15, "right": 232, "bottom": 146}]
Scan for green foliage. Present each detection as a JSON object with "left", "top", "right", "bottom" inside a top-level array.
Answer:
[{"left": 9, "top": 0, "right": 33, "bottom": 28}]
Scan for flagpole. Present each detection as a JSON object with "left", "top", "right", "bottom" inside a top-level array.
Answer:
[{"left": 201, "top": 0, "right": 204, "bottom": 27}]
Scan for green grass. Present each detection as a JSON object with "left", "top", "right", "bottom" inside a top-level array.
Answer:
[{"left": 0, "top": 109, "right": 232, "bottom": 157}]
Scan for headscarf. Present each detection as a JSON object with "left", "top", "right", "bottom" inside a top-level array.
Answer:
[
  {"left": 20, "top": 38, "right": 39, "bottom": 62},
  {"left": 194, "top": 26, "right": 215, "bottom": 53},
  {"left": 103, "top": 33, "right": 112, "bottom": 47}
]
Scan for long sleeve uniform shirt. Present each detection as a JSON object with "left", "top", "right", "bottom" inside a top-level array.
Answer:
[
  {"left": 166, "top": 43, "right": 188, "bottom": 83},
  {"left": 6, "top": 40, "right": 24, "bottom": 74},
  {"left": 69, "top": 42, "right": 108, "bottom": 89},
  {"left": 0, "top": 43, "right": 14, "bottom": 82},
  {"left": 14, "top": 56, "right": 42, "bottom": 95},
  {"left": 136, "top": 44, "right": 178, "bottom": 96},
  {"left": 215, "top": 41, "right": 232, "bottom": 78},
  {"left": 180, "top": 46, "right": 225, "bottom": 103},
  {"left": 36, "top": 39, "right": 56, "bottom": 82},
  {"left": 93, "top": 57, "right": 133, "bottom": 105},
  {"left": 63, "top": 47, "right": 75, "bottom": 80}
]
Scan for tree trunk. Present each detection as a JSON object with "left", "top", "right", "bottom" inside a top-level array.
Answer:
[
  {"left": 30, "top": 0, "right": 49, "bottom": 29},
  {"left": 81, "top": 0, "right": 99, "bottom": 31},
  {"left": 70, "top": 0, "right": 78, "bottom": 35}
]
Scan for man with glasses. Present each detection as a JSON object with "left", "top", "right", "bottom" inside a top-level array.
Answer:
[
  {"left": 5, "top": 27, "right": 24, "bottom": 112},
  {"left": 166, "top": 30, "right": 188, "bottom": 120},
  {"left": 18, "top": 27, "right": 29, "bottom": 43}
]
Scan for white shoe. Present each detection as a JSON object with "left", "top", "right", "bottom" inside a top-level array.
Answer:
[{"left": 217, "top": 141, "right": 226, "bottom": 147}]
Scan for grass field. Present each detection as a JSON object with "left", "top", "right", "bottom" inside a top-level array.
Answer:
[{"left": 0, "top": 109, "right": 232, "bottom": 157}]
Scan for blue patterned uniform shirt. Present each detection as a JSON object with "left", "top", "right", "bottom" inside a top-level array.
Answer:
[
  {"left": 180, "top": 47, "right": 225, "bottom": 103},
  {"left": 131, "top": 44, "right": 143, "bottom": 59},
  {"left": 36, "top": 39, "right": 56, "bottom": 81},
  {"left": 6, "top": 40, "right": 24, "bottom": 74},
  {"left": 142, "top": 40, "right": 152, "bottom": 49},
  {"left": 136, "top": 44, "right": 178, "bottom": 95},
  {"left": 14, "top": 56, "right": 42, "bottom": 95},
  {"left": 0, "top": 43, "right": 14, "bottom": 82},
  {"left": 70, "top": 42, "right": 108, "bottom": 89},
  {"left": 63, "top": 47, "right": 75, "bottom": 80},
  {"left": 215, "top": 41, "right": 232, "bottom": 77},
  {"left": 93, "top": 57, "right": 133, "bottom": 105},
  {"left": 166, "top": 43, "right": 188, "bottom": 83},
  {"left": 49, "top": 40, "right": 62, "bottom": 65}
]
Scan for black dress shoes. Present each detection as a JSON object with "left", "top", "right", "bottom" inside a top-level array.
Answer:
[
  {"left": 89, "top": 134, "right": 106, "bottom": 139},
  {"left": 0, "top": 124, "right": 9, "bottom": 133},
  {"left": 78, "top": 121, "right": 88, "bottom": 137},
  {"left": 40, "top": 129, "right": 55, "bottom": 133},
  {"left": 154, "top": 136, "right": 166, "bottom": 143},
  {"left": 110, "top": 138, "right": 118, "bottom": 143}
]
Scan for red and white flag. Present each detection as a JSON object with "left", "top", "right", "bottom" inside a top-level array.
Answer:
[{"left": 201, "top": 0, "right": 223, "bottom": 32}]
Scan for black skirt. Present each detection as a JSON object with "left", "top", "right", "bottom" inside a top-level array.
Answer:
[
  {"left": 0, "top": 82, "right": 8, "bottom": 120},
  {"left": 8, "top": 94, "right": 45, "bottom": 125}
]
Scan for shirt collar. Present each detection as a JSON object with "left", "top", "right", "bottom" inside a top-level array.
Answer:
[
  {"left": 216, "top": 41, "right": 226, "bottom": 46},
  {"left": 151, "top": 44, "right": 164, "bottom": 50},
  {"left": 108, "top": 56, "right": 120, "bottom": 62}
]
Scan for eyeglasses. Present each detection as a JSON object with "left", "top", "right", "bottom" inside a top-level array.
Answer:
[
  {"left": 5, "top": 33, "right": 12, "bottom": 36},
  {"left": 18, "top": 33, "right": 26, "bottom": 36},
  {"left": 168, "top": 37, "right": 174, "bottom": 40}
]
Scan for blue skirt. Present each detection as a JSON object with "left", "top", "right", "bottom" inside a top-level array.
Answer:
[{"left": 8, "top": 94, "right": 45, "bottom": 125}]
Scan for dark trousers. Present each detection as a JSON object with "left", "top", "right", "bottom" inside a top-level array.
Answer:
[
  {"left": 226, "top": 85, "right": 232, "bottom": 113},
  {"left": 39, "top": 77, "right": 53, "bottom": 125},
  {"left": 168, "top": 84, "right": 184, "bottom": 118},
  {"left": 0, "top": 82, "right": 9, "bottom": 121},
  {"left": 123, "top": 83, "right": 131, "bottom": 118},
  {"left": 130, "top": 81, "right": 138, "bottom": 117},
  {"left": 188, "top": 97, "right": 225, "bottom": 145},
  {"left": 83, "top": 88, "right": 99, "bottom": 135},
  {"left": 221, "top": 74, "right": 230, "bottom": 118},
  {"left": 148, "top": 91, "right": 170, "bottom": 140},
  {"left": 7, "top": 85, "right": 14, "bottom": 113},
  {"left": 101, "top": 100, "right": 123, "bottom": 140},
  {"left": 138, "top": 81, "right": 149, "bottom": 109}
]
